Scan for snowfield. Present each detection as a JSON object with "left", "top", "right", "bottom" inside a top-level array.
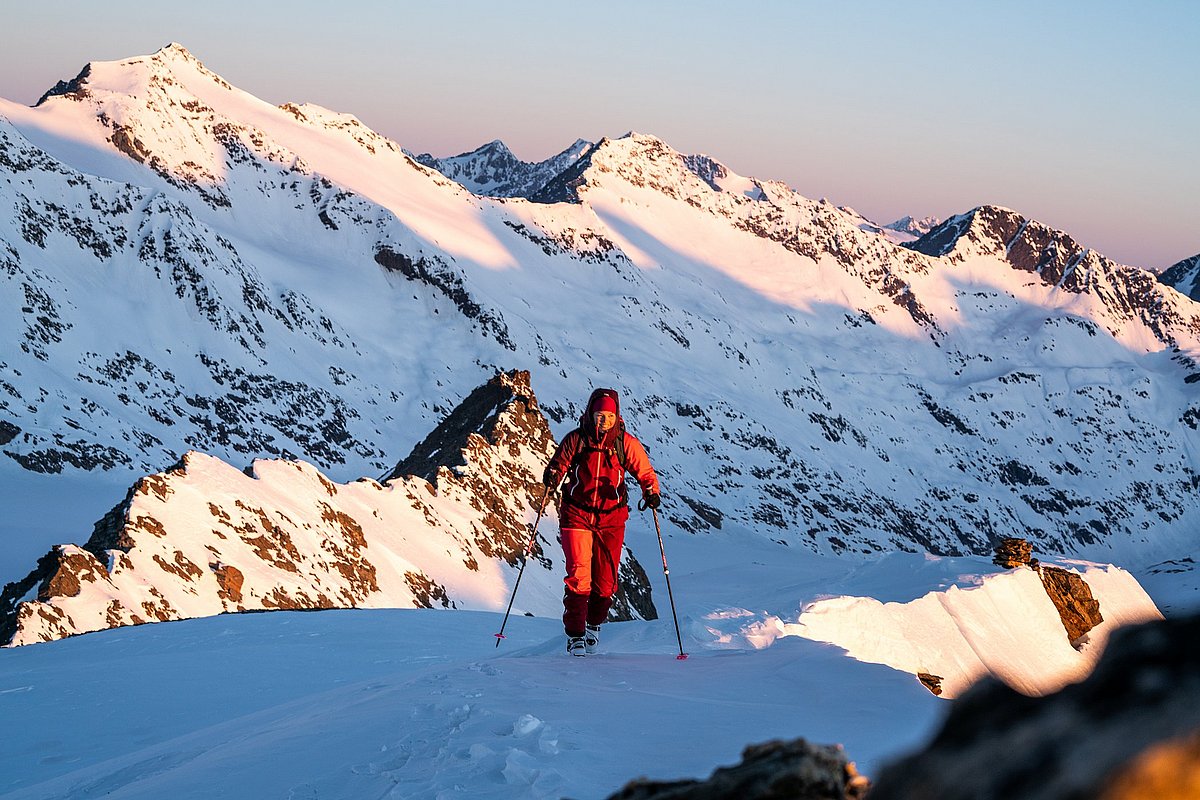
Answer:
[{"left": 0, "top": 539, "right": 1163, "bottom": 799}]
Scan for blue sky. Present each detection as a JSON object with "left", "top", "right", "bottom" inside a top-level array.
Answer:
[{"left": 2, "top": 0, "right": 1196, "bottom": 267}]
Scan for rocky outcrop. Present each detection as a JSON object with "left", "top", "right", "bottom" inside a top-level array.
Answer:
[
  {"left": 908, "top": 206, "right": 1200, "bottom": 351},
  {"left": 992, "top": 537, "right": 1033, "bottom": 568},
  {"left": 869, "top": 613, "right": 1200, "bottom": 800},
  {"left": 383, "top": 368, "right": 656, "bottom": 622},
  {"left": 908, "top": 206, "right": 1093, "bottom": 289},
  {"left": 1, "top": 370, "right": 656, "bottom": 645},
  {"left": 1039, "top": 565, "right": 1103, "bottom": 644},
  {"left": 992, "top": 537, "right": 1103, "bottom": 645},
  {"left": 606, "top": 739, "right": 869, "bottom": 800}
]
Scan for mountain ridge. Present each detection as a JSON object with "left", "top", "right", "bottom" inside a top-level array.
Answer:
[{"left": 0, "top": 370, "right": 657, "bottom": 646}]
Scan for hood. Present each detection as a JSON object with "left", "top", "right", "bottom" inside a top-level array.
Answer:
[{"left": 579, "top": 388, "right": 624, "bottom": 440}]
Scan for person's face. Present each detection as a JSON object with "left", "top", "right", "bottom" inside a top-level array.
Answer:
[{"left": 593, "top": 411, "right": 616, "bottom": 432}]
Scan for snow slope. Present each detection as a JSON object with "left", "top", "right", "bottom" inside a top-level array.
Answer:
[
  {"left": 0, "top": 543, "right": 1161, "bottom": 799},
  {"left": 788, "top": 559, "right": 1161, "bottom": 697}
]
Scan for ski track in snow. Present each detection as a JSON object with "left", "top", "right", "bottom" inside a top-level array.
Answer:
[{"left": 0, "top": 608, "right": 938, "bottom": 800}]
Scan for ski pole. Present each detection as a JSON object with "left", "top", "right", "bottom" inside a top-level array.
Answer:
[
  {"left": 645, "top": 501, "right": 688, "bottom": 660},
  {"left": 494, "top": 485, "right": 552, "bottom": 647}
]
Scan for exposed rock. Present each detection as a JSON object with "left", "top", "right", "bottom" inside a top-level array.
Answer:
[
  {"left": 373, "top": 246, "right": 514, "bottom": 350},
  {"left": 606, "top": 738, "right": 869, "bottom": 800},
  {"left": 1159, "top": 253, "right": 1200, "bottom": 301},
  {"left": 992, "top": 537, "right": 1033, "bottom": 568},
  {"left": 1040, "top": 565, "right": 1103, "bottom": 644},
  {"left": 0, "top": 550, "right": 61, "bottom": 644},
  {"left": 1100, "top": 731, "right": 1200, "bottom": 800},
  {"left": 0, "top": 420, "right": 18, "bottom": 446},
  {"left": 917, "top": 673, "right": 943, "bottom": 696},
  {"left": 870, "top": 613, "right": 1200, "bottom": 800},
  {"left": 211, "top": 562, "right": 244, "bottom": 606},
  {"left": 35, "top": 63, "right": 94, "bottom": 106},
  {"left": 992, "top": 537, "right": 1104, "bottom": 644},
  {"left": 386, "top": 369, "right": 657, "bottom": 624},
  {"left": 41, "top": 546, "right": 109, "bottom": 599}
]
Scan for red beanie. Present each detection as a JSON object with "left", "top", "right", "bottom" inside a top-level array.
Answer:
[{"left": 593, "top": 395, "right": 618, "bottom": 415}]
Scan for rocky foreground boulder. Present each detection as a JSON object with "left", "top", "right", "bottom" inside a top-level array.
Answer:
[
  {"left": 870, "top": 612, "right": 1200, "bottom": 799},
  {"left": 0, "top": 370, "right": 657, "bottom": 646},
  {"left": 605, "top": 738, "right": 869, "bottom": 800}
]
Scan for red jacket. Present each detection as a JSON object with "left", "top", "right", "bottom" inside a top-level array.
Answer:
[{"left": 546, "top": 389, "right": 659, "bottom": 521}]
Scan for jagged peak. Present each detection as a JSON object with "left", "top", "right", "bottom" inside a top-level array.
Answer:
[
  {"left": 473, "top": 139, "right": 513, "bottom": 157},
  {"left": 382, "top": 369, "right": 551, "bottom": 484},
  {"left": 905, "top": 204, "right": 1131, "bottom": 293},
  {"left": 1159, "top": 252, "right": 1200, "bottom": 300},
  {"left": 530, "top": 130, "right": 780, "bottom": 206},
  {"left": 884, "top": 215, "right": 941, "bottom": 237},
  {"left": 154, "top": 42, "right": 201, "bottom": 63},
  {"left": 907, "top": 205, "right": 1029, "bottom": 259},
  {"left": 36, "top": 41, "right": 231, "bottom": 108}
]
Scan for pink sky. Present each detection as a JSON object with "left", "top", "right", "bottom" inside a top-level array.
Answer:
[{"left": 1, "top": 1, "right": 1196, "bottom": 269}]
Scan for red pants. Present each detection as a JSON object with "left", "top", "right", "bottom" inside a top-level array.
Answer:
[{"left": 560, "top": 505, "right": 627, "bottom": 636}]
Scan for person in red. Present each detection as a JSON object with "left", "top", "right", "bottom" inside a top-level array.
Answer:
[{"left": 543, "top": 388, "right": 661, "bottom": 656}]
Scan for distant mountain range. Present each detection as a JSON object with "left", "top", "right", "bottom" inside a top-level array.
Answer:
[
  {"left": 408, "top": 138, "right": 593, "bottom": 199},
  {"left": 1160, "top": 253, "right": 1200, "bottom": 301},
  {"left": 1, "top": 44, "right": 1198, "bottom": 633}
]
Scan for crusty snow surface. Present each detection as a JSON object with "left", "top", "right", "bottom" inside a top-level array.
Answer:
[{"left": 0, "top": 535, "right": 1163, "bottom": 799}]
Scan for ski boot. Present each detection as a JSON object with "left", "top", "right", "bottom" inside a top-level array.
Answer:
[{"left": 584, "top": 624, "right": 601, "bottom": 654}]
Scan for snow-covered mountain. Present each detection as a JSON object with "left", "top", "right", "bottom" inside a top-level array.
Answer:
[
  {"left": 2, "top": 42, "right": 1199, "bottom": 585},
  {"left": 886, "top": 215, "right": 940, "bottom": 236},
  {"left": 841, "top": 209, "right": 940, "bottom": 245},
  {"left": 1159, "top": 252, "right": 1200, "bottom": 301},
  {"left": 408, "top": 138, "right": 593, "bottom": 198}
]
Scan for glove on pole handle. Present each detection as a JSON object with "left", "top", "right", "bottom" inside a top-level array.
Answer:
[
  {"left": 650, "top": 506, "right": 688, "bottom": 660},
  {"left": 495, "top": 485, "right": 552, "bottom": 647}
]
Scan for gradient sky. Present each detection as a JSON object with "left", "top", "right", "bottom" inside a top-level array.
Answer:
[{"left": 1, "top": 1, "right": 1196, "bottom": 268}]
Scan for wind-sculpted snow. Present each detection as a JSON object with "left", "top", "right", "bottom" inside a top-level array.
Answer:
[
  {"left": 1, "top": 42, "right": 1199, "bottom": 575},
  {"left": 0, "top": 371, "right": 657, "bottom": 645},
  {"left": 783, "top": 560, "right": 1160, "bottom": 698}
]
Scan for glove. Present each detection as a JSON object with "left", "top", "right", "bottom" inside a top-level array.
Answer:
[
  {"left": 542, "top": 466, "right": 561, "bottom": 488},
  {"left": 645, "top": 492, "right": 661, "bottom": 510}
]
